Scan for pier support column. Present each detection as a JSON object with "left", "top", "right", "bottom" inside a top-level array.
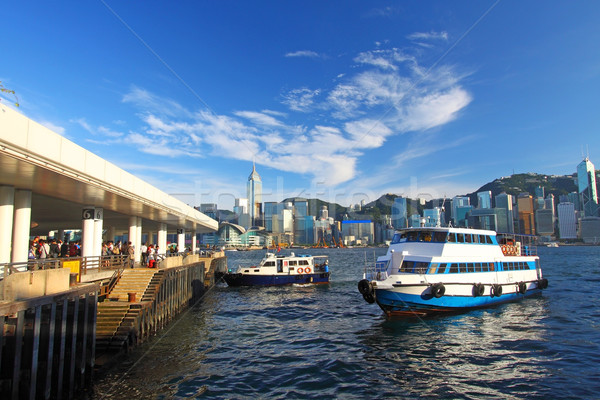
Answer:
[
  {"left": 93, "top": 208, "right": 103, "bottom": 257},
  {"left": 191, "top": 230, "right": 197, "bottom": 254},
  {"left": 128, "top": 216, "right": 138, "bottom": 263},
  {"left": 135, "top": 217, "right": 142, "bottom": 263},
  {"left": 81, "top": 207, "right": 95, "bottom": 258},
  {"left": 11, "top": 190, "right": 32, "bottom": 263},
  {"left": 0, "top": 186, "right": 15, "bottom": 264},
  {"left": 158, "top": 223, "right": 167, "bottom": 255},
  {"left": 177, "top": 229, "right": 185, "bottom": 253}
]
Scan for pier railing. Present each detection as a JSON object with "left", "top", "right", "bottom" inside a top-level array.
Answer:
[{"left": 1, "top": 249, "right": 223, "bottom": 280}]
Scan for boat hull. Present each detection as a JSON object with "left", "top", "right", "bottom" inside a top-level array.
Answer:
[
  {"left": 374, "top": 286, "right": 542, "bottom": 317},
  {"left": 223, "top": 272, "right": 330, "bottom": 287}
]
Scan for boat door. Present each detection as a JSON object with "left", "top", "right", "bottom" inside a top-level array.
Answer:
[{"left": 277, "top": 259, "right": 283, "bottom": 273}]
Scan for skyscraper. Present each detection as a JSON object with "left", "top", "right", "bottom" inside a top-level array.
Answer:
[
  {"left": 477, "top": 191, "right": 492, "bottom": 209},
  {"left": 557, "top": 202, "right": 577, "bottom": 239},
  {"left": 577, "top": 157, "right": 599, "bottom": 217},
  {"left": 247, "top": 162, "right": 262, "bottom": 226},
  {"left": 495, "top": 192, "right": 514, "bottom": 233},
  {"left": 391, "top": 197, "right": 408, "bottom": 229}
]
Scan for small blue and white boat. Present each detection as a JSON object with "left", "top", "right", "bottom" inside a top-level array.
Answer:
[
  {"left": 223, "top": 252, "right": 330, "bottom": 286},
  {"left": 358, "top": 227, "right": 548, "bottom": 317}
]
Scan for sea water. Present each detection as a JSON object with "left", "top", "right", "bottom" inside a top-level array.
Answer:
[{"left": 89, "top": 246, "right": 600, "bottom": 399}]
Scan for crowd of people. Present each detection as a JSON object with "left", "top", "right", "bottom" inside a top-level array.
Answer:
[
  {"left": 29, "top": 237, "right": 82, "bottom": 260},
  {"left": 28, "top": 237, "right": 169, "bottom": 268}
]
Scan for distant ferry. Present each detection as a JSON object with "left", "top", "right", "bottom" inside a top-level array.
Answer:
[
  {"left": 223, "top": 252, "right": 330, "bottom": 286},
  {"left": 358, "top": 227, "right": 548, "bottom": 317}
]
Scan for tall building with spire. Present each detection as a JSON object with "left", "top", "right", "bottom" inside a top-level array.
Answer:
[
  {"left": 577, "top": 157, "right": 599, "bottom": 217},
  {"left": 247, "top": 162, "right": 262, "bottom": 226}
]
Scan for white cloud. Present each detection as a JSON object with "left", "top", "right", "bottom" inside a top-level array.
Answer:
[
  {"left": 234, "top": 111, "right": 285, "bottom": 127},
  {"left": 407, "top": 31, "right": 449, "bottom": 41},
  {"left": 281, "top": 88, "right": 321, "bottom": 112},
  {"left": 395, "top": 87, "right": 472, "bottom": 132},
  {"left": 285, "top": 50, "right": 319, "bottom": 58}
]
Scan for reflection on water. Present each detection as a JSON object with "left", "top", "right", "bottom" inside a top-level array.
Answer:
[{"left": 89, "top": 247, "right": 600, "bottom": 400}]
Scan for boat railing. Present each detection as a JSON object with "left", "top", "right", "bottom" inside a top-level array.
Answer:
[
  {"left": 364, "top": 259, "right": 389, "bottom": 281},
  {"left": 497, "top": 233, "right": 537, "bottom": 256}
]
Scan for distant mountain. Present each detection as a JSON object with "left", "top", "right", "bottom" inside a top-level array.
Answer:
[{"left": 466, "top": 173, "right": 578, "bottom": 205}]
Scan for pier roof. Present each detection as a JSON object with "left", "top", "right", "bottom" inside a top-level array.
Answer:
[{"left": 0, "top": 106, "right": 217, "bottom": 235}]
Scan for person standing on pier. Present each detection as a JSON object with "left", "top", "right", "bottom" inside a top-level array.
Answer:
[
  {"left": 141, "top": 242, "right": 148, "bottom": 266},
  {"left": 127, "top": 242, "right": 135, "bottom": 268}
]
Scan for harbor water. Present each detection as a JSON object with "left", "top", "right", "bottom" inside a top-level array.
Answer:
[{"left": 90, "top": 246, "right": 600, "bottom": 399}]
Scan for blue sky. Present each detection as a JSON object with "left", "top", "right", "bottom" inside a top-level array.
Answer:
[{"left": 2, "top": 1, "right": 600, "bottom": 210}]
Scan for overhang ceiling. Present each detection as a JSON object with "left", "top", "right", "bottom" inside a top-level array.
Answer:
[{"left": 0, "top": 150, "right": 212, "bottom": 236}]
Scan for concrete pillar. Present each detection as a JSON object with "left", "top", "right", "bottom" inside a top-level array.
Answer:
[
  {"left": 191, "top": 230, "right": 197, "bottom": 254},
  {"left": 177, "top": 229, "right": 185, "bottom": 253},
  {"left": 58, "top": 229, "right": 66, "bottom": 242},
  {"left": 81, "top": 207, "right": 95, "bottom": 258},
  {"left": 93, "top": 208, "right": 103, "bottom": 256},
  {"left": 11, "top": 190, "right": 32, "bottom": 263},
  {"left": 135, "top": 217, "right": 142, "bottom": 263},
  {"left": 128, "top": 216, "right": 137, "bottom": 262},
  {"left": 158, "top": 223, "right": 167, "bottom": 255},
  {"left": 0, "top": 186, "right": 15, "bottom": 264}
]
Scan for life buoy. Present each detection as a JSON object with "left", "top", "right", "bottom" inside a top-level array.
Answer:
[
  {"left": 305, "top": 267, "right": 311, "bottom": 274},
  {"left": 502, "top": 245, "right": 507, "bottom": 254},
  {"left": 518, "top": 281, "right": 527, "bottom": 294},
  {"left": 431, "top": 283, "right": 445, "bottom": 298},
  {"left": 297, "top": 267, "right": 304, "bottom": 274}
]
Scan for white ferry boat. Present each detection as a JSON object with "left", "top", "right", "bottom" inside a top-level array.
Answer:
[
  {"left": 358, "top": 227, "right": 548, "bottom": 317},
  {"left": 223, "top": 252, "right": 330, "bottom": 286}
]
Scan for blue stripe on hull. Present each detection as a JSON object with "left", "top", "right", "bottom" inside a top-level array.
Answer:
[
  {"left": 374, "top": 288, "right": 542, "bottom": 316},
  {"left": 224, "top": 273, "right": 330, "bottom": 287}
]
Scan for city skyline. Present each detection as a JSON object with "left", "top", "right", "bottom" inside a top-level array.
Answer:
[{"left": 2, "top": 2, "right": 600, "bottom": 210}]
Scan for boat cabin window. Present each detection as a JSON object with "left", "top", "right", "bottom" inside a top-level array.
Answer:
[
  {"left": 433, "top": 231, "right": 447, "bottom": 242},
  {"left": 449, "top": 263, "right": 459, "bottom": 273},
  {"left": 437, "top": 263, "right": 447, "bottom": 274},
  {"left": 414, "top": 262, "right": 429, "bottom": 274},
  {"left": 406, "top": 231, "right": 418, "bottom": 242},
  {"left": 427, "top": 263, "right": 438, "bottom": 274},
  {"left": 264, "top": 261, "right": 276, "bottom": 267},
  {"left": 473, "top": 235, "right": 480, "bottom": 244},
  {"left": 456, "top": 233, "right": 465, "bottom": 243},
  {"left": 400, "top": 260, "right": 414, "bottom": 273},
  {"left": 419, "top": 232, "right": 432, "bottom": 242},
  {"left": 299, "top": 260, "right": 309, "bottom": 266},
  {"left": 288, "top": 260, "right": 297, "bottom": 266},
  {"left": 465, "top": 234, "right": 473, "bottom": 243},
  {"left": 447, "top": 233, "right": 456, "bottom": 242},
  {"left": 391, "top": 232, "right": 407, "bottom": 244}
]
